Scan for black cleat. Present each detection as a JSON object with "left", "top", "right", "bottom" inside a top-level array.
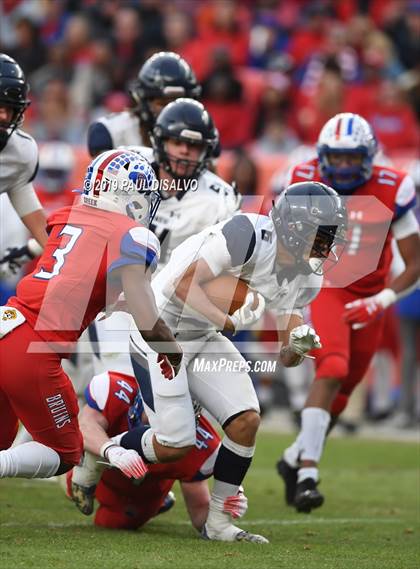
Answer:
[
  {"left": 294, "top": 478, "right": 324, "bottom": 513},
  {"left": 276, "top": 458, "right": 298, "bottom": 506}
]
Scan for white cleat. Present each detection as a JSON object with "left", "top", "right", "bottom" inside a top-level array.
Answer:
[{"left": 201, "top": 522, "right": 269, "bottom": 544}]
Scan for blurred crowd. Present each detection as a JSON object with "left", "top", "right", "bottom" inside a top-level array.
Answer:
[
  {"left": 0, "top": 0, "right": 419, "bottom": 154},
  {"left": 0, "top": 0, "right": 419, "bottom": 430}
]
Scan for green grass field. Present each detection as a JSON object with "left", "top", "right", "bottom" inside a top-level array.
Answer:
[{"left": 0, "top": 433, "right": 418, "bottom": 569}]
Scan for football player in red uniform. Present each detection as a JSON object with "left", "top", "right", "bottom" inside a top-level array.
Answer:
[
  {"left": 0, "top": 149, "right": 182, "bottom": 482},
  {"left": 66, "top": 371, "right": 247, "bottom": 531},
  {"left": 277, "top": 113, "right": 420, "bottom": 512}
]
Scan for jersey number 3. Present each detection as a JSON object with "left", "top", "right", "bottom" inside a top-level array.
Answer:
[{"left": 35, "top": 225, "right": 82, "bottom": 281}]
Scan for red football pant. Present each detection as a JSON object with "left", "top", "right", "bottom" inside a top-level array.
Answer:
[
  {"left": 310, "top": 288, "right": 385, "bottom": 416},
  {"left": 94, "top": 471, "right": 174, "bottom": 529},
  {"left": 0, "top": 322, "right": 83, "bottom": 465}
]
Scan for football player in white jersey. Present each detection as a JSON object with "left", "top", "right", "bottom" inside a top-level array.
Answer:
[
  {"left": 123, "top": 182, "right": 347, "bottom": 543},
  {"left": 89, "top": 98, "right": 240, "bottom": 376},
  {"left": 87, "top": 52, "right": 201, "bottom": 157},
  {"left": 0, "top": 54, "right": 47, "bottom": 271}
]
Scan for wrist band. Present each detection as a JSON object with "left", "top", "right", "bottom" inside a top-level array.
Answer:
[{"left": 100, "top": 441, "right": 118, "bottom": 460}]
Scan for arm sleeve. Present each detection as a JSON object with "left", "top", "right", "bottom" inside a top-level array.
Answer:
[
  {"left": 8, "top": 182, "right": 42, "bottom": 218},
  {"left": 87, "top": 121, "right": 114, "bottom": 157},
  {"left": 394, "top": 174, "right": 416, "bottom": 220},
  {"left": 8, "top": 140, "right": 42, "bottom": 217},
  {"left": 108, "top": 226, "right": 161, "bottom": 275},
  {"left": 392, "top": 209, "right": 420, "bottom": 240},
  {"left": 84, "top": 373, "right": 111, "bottom": 412}
]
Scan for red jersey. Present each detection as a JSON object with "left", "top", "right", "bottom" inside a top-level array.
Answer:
[
  {"left": 288, "top": 159, "right": 416, "bottom": 295},
  {"left": 85, "top": 371, "right": 220, "bottom": 483},
  {"left": 8, "top": 205, "right": 159, "bottom": 351}
]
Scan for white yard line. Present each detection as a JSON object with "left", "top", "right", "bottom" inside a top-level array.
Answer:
[{"left": 0, "top": 517, "right": 404, "bottom": 529}]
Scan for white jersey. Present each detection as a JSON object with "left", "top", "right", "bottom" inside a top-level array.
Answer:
[
  {"left": 128, "top": 146, "right": 241, "bottom": 267},
  {"left": 152, "top": 213, "right": 322, "bottom": 332},
  {"left": 87, "top": 111, "right": 143, "bottom": 156},
  {"left": 0, "top": 128, "right": 41, "bottom": 218},
  {"left": 90, "top": 146, "right": 240, "bottom": 376}
]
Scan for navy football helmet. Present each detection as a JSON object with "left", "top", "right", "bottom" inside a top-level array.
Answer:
[
  {"left": 0, "top": 54, "right": 31, "bottom": 150},
  {"left": 130, "top": 51, "right": 201, "bottom": 130},
  {"left": 151, "top": 98, "right": 218, "bottom": 180},
  {"left": 271, "top": 181, "right": 347, "bottom": 275}
]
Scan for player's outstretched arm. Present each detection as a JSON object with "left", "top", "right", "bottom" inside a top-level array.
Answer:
[
  {"left": 389, "top": 232, "right": 420, "bottom": 297},
  {"left": 120, "top": 264, "right": 183, "bottom": 373},
  {"left": 78, "top": 405, "right": 147, "bottom": 480},
  {"left": 21, "top": 209, "right": 48, "bottom": 247},
  {"left": 344, "top": 231, "right": 420, "bottom": 330},
  {"left": 277, "top": 313, "right": 322, "bottom": 367},
  {"left": 180, "top": 480, "right": 211, "bottom": 532},
  {"left": 78, "top": 405, "right": 110, "bottom": 456}
]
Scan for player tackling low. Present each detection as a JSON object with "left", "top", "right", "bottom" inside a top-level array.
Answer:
[{"left": 0, "top": 150, "right": 182, "bottom": 482}]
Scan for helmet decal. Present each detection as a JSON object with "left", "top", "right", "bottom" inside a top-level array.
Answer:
[{"left": 82, "top": 149, "right": 161, "bottom": 226}]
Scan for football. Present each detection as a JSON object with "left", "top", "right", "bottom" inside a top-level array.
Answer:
[{"left": 202, "top": 274, "right": 253, "bottom": 315}]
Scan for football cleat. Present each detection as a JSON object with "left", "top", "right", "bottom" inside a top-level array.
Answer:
[
  {"left": 156, "top": 491, "right": 176, "bottom": 516},
  {"left": 294, "top": 478, "right": 324, "bottom": 513},
  {"left": 276, "top": 458, "right": 298, "bottom": 506},
  {"left": 70, "top": 480, "right": 96, "bottom": 516},
  {"left": 201, "top": 523, "right": 269, "bottom": 544}
]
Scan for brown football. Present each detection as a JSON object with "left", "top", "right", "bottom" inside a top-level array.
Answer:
[{"left": 202, "top": 275, "right": 251, "bottom": 316}]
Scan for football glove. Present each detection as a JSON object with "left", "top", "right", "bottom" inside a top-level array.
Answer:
[
  {"left": 0, "top": 238, "right": 43, "bottom": 275},
  {"left": 229, "top": 292, "right": 265, "bottom": 334},
  {"left": 289, "top": 325, "right": 322, "bottom": 356},
  {"left": 100, "top": 442, "right": 148, "bottom": 480},
  {"left": 343, "top": 288, "right": 397, "bottom": 330},
  {"left": 223, "top": 486, "right": 248, "bottom": 519}
]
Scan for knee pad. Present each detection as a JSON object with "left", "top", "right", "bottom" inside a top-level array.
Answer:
[
  {"left": 330, "top": 392, "right": 349, "bottom": 417},
  {"left": 316, "top": 353, "right": 349, "bottom": 381},
  {"left": 150, "top": 360, "right": 196, "bottom": 448},
  {"left": 154, "top": 398, "right": 196, "bottom": 448}
]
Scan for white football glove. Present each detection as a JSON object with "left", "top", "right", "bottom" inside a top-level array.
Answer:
[
  {"left": 223, "top": 486, "right": 248, "bottom": 519},
  {"left": 289, "top": 324, "right": 322, "bottom": 356},
  {"left": 100, "top": 442, "right": 148, "bottom": 480},
  {"left": 229, "top": 292, "right": 265, "bottom": 334}
]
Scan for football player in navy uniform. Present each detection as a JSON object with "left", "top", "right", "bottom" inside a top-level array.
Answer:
[{"left": 87, "top": 52, "right": 201, "bottom": 157}]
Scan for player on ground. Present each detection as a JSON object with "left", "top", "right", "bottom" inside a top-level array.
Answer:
[
  {"left": 277, "top": 113, "right": 420, "bottom": 513},
  {"left": 87, "top": 52, "right": 201, "bottom": 157},
  {"left": 0, "top": 149, "right": 182, "bottom": 482},
  {"left": 67, "top": 371, "right": 248, "bottom": 532},
  {"left": 124, "top": 182, "right": 347, "bottom": 543},
  {"left": 0, "top": 53, "right": 47, "bottom": 271}
]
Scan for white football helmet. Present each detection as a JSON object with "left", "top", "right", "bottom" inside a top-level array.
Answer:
[
  {"left": 317, "top": 113, "right": 377, "bottom": 192},
  {"left": 82, "top": 149, "right": 160, "bottom": 225}
]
